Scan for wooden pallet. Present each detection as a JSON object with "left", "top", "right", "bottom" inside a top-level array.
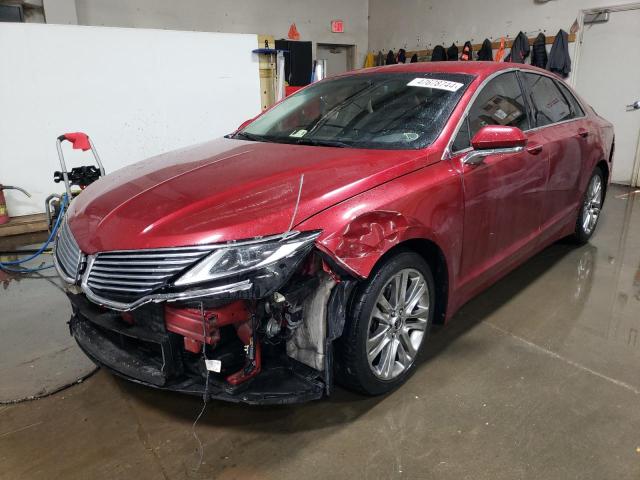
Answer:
[{"left": 0, "top": 213, "right": 48, "bottom": 237}]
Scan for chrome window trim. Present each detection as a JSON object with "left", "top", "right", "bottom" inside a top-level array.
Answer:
[
  {"left": 443, "top": 68, "right": 588, "bottom": 160},
  {"left": 524, "top": 116, "right": 584, "bottom": 133},
  {"left": 79, "top": 255, "right": 252, "bottom": 311}
]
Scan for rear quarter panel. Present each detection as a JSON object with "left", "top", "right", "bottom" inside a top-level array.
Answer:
[{"left": 575, "top": 94, "right": 615, "bottom": 193}]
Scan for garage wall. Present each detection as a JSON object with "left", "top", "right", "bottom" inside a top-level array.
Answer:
[
  {"left": 368, "top": 0, "right": 617, "bottom": 73},
  {"left": 0, "top": 23, "right": 261, "bottom": 217},
  {"left": 68, "top": 0, "right": 369, "bottom": 67}
]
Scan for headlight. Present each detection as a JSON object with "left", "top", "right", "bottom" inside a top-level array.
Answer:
[{"left": 173, "top": 231, "right": 320, "bottom": 287}]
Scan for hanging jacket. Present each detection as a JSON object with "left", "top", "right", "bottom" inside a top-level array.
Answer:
[
  {"left": 495, "top": 37, "right": 506, "bottom": 62},
  {"left": 477, "top": 38, "right": 493, "bottom": 61},
  {"left": 547, "top": 29, "right": 571, "bottom": 78},
  {"left": 447, "top": 43, "right": 458, "bottom": 61},
  {"left": 386, "top": 50, "right": 397, "bottom": 65},
  {"left": 530, "top": 33, "right": 548, "bottom": 68},
  {"left": 376, "top": 50, "right": 385, "bottom": 66},
  {"left": 410, "top": 53, "right": 418, "bottom": 63},
  {"left": 505, "top": 31, "right": 530, "bottom": 63},
  {"left": 397, "top": 48, "right": 407, "bottom": 64},
  {"left": 460, "top": 41, "right": 473, "bottom": 61},
  {"left": 363, "top": 51, "right": 375, "bottom": 68},
  {"left": 431, "top": 45, "right": 446, "bottom": 61}
]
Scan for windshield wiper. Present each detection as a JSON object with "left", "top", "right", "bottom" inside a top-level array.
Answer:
[
  {"left": 295, "top": 138, "right": 351, "bottom": 148},
  {"left": 232, "top": 131, "right": 272, "bottom": 143},
  {"left": 233, "top": 132, "right": 351, "bottom": 148}
]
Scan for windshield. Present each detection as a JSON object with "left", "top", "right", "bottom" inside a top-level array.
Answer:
[{"left": 235, "top": 72, "right": 474, "bottom": 150}]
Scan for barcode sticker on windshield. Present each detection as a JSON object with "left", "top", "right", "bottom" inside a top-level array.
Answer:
[{"left": 407, "top": 78, "right": 464, "bottom": 92}]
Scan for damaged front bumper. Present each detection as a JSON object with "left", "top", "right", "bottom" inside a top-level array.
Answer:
[
  {"left": 68, "top": 292, "right": 327, "bottom": 404},
  {"left": 66, "top": 268, "right": 355, "bottom": 405},
  {"left": 57, "top": 226, "right": 357, "bottom": 404}
]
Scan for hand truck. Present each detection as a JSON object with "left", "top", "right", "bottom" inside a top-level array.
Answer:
[{"left": 45, "top": 132, "right": 106, "bottom": 231}]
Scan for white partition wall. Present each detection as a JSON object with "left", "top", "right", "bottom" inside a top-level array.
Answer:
[{"left": 0, "top": 23, "right": 261, "bottom": 216}]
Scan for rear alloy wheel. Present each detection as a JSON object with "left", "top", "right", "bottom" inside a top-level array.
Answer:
[
  {"left": 336, "top": 251, "right": 434, "bottom": 395},
  {"left": 572, "top": 167, "right": 604, "bottom": 244}
]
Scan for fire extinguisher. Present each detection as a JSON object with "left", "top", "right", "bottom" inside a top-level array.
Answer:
[{"left": 0, "top": 185, "right": 31, "bottom": 225}]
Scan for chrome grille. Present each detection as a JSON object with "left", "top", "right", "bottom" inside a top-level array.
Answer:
[
  {"left": 55, "top": 221, "right": 83, "bottom": 281},
  {"left": 86, "top": 246, "right": 214, "bottom": 302}
]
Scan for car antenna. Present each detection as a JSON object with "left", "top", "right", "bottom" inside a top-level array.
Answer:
[{"left": 285, "top": 173, "right": 304, "bottom": 237}]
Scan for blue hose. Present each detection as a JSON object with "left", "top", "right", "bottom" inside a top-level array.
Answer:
[{"left": 0, "top": 194, "right": 69, "bottom": 273}]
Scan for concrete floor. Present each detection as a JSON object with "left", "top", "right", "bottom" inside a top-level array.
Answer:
[
  {"left": 0, "top": 231, "right": 96, "bottom": 403},
  {"left": 1, "top": 185, "right": 639, "bottom": 479}
]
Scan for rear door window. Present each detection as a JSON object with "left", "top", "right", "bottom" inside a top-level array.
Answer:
[
  {"left": 523, "top": 73, "right": 574, "bottom": 127},
  {"left": 555, "top": 81, "right": 585, "bottom": 118},
  {"left": 451, "top": 72, "right": 529, "bottom": 152}
]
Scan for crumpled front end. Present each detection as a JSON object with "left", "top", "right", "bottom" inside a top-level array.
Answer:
[{"left": 55, "top": 222, "right": 355, "bottom": 405}]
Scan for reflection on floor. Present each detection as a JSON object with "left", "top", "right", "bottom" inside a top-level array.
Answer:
[{"left": 0, "top": 185, "right": 638, "bottom": 479}]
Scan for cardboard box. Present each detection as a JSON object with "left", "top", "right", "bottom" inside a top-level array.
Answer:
[{"left": 480, "top": 95, "right": 524, "bottom": 126}]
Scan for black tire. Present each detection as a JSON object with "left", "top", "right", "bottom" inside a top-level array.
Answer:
[
  {"left": 571, "top": 166, "right": 605, "bottom": 244},
  {"left": 335, "top": 250, "right": 435, "bottom": 395}
]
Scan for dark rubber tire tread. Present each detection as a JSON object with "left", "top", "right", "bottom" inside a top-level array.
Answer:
[
  {"left": 335, "top": 250, "right": 435, "bottom": 396},
  {"left": 571, "top": 166, "right": 604, "bottom": 245}
]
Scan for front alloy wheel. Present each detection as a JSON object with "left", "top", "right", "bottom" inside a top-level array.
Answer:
[
  {"left": 336, "top": 251, "right": 435, "bottom": 395},
  {"left": 367, "top": 269, "right": 429, "bottom": 380}
]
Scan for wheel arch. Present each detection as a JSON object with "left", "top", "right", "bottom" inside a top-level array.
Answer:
[
  {"left": 596, "top": 159, "right": 610, "bottom": 201},
  {"left": 371, "top": 238, "right": 450, "bottom": 325}
]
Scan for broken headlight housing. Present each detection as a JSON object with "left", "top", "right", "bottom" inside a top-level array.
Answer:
[{"left": 173, "top": 231, "right": 321, "bottom": 287}]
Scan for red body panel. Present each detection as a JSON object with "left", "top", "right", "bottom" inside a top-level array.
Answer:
[
  {"left": 66, "top": 62, "right": 614, "bottom": 322},
  {"left": 471, "top": 125, "right": 527, "bottom": 149},
  {"left": 67, "top": 138, "right": 429, "bottom": 253}
]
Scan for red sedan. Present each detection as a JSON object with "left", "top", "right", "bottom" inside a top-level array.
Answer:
[{"left": 55, "top": 62, "right": 613, "bottom": 403}]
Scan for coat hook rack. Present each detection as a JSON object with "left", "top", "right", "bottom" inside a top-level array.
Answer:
[{"left": 402, "top": 31, "right": 577, "bottom": 61}]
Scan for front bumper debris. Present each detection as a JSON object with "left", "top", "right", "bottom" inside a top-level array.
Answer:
[{"left": 67, "top": 292, "right": 325, "bottom": 405}]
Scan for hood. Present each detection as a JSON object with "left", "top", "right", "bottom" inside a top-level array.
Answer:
[{"left": 67, "top": 138, "right": 431, "bottom": 253}]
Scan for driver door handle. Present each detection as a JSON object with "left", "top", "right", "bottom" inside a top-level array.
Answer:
[
  {"left": 577, "top": 128, "right": 589, "bottom": 138},
  {"left": 627, "top": 100, "right": 640, "bottom": 110},
  {"left": 526, "top": 143, "right": 543, "bottom": 155}
]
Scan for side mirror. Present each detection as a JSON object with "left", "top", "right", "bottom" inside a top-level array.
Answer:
[
  {"left": 463, "top": 125, "right": 527, "bottom": 165},
  {"left": 236, "top": 116, "right": 258, "bottom": 131}
]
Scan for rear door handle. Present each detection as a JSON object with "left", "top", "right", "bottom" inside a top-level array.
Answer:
[
  {"left": 526, "top": 143, "right": 543, "bottom": 155},
  {"left": 577, "top": 128, "right": 589, "bottom": 138},
  {"left": 626, "top": 100, "right": 640, "bottom": 110}
]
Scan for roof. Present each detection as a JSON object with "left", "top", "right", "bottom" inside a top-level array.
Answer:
[{"left": 352, "top": 61, "right": 551, "bottom": 80}]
